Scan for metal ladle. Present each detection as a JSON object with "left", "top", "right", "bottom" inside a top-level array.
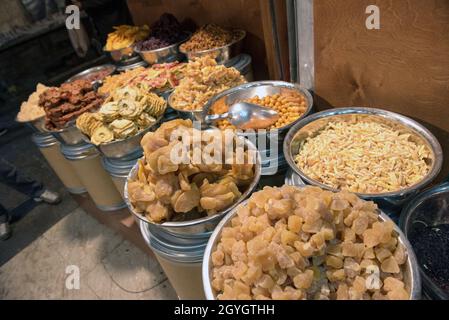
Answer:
[{"left": 204, "top": 102, "right": 279, "bottom": 130}]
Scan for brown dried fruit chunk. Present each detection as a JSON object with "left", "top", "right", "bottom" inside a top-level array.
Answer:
[
  {"left": 293, "top": 269, "right": 314, "bottom": 289},
  {"left": 381, "top": 256, "right": 400, "bottom": 274}
]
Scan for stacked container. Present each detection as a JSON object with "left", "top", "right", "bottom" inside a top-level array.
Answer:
[
  {"left": 60, "top": 143, "right": 126, "bottom": 211},
  {"left": 31, "top": 132, "right": 86, "bottom": 194}
]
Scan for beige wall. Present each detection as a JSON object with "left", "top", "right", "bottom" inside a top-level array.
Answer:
[{"left": 314, "top": 0, "right": 449, "bottom": 181}]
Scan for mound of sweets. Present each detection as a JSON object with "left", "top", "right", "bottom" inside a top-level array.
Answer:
[
  {"left": 39, "top": 79, "right": 104, "bottom": 130},
  {"left": 135, "top": 13, "right": 186, "bottom": 51}
]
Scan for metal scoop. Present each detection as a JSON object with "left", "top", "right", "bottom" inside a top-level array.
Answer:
[{"left": 205, "top": 102, "right": 279, "bottom": 130}]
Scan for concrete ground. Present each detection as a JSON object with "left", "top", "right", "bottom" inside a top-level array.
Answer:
[
  {"left": 0, "top": 207, "right": 176, "bottom": 299},
  {"left": 0, "top": 105, "right": 176, "bottom": 300}
]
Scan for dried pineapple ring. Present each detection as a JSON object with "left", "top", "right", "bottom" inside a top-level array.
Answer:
[
  {"left": 99, "top": 102, "right": 120, "bottom": 121},
  {"left": 91, "top": 126, "right": 114, "bottom": 145},
  {"left": 136, "top": 113, "right": 156, "bottom": 129},
  {"left": 109, "top": 119, "right": 138, "bottom": 139},
  {"left": 118, "top": 99, "right": 144, "bottom": 119}
]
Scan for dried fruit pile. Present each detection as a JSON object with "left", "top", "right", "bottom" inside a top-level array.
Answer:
[
  {"left": 16, "top": 83, "right": 48, "bottom": 122},
  {"left": 134, "top": 13, "right": 186, "bottom": 51},
  {"left": 76, "top": 86, "right": 165, "bottom": 145},
  {"left": 127, "top": 119, "right": 256, "bottom": 223},
  {"left": 295, "top": 119, "right": 431, "bottom": 194},
  {"left": 210, "top": 185, "right": 409, "bottom": 300},
  {"left": 170, "top": 57, "right": 245, "bottom": 111},
  {"left": 39, "top": 79, "right": 103, "bottom": 130},
  {"left": 180, "top": 24, "right": 241, "bottom": 52}
]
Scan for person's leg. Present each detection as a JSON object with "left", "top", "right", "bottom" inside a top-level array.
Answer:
[
  {"left": 0, "top": 202, "right": 11, "bottom": 240},
  {"left": 0, "top": 158, "right": 44, "bottom": 198}
]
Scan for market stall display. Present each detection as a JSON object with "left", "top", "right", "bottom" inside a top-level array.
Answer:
[
  {"left": 179, "top": 24, "right": 246, "bottom": 64},
  {"left": 39, "top": 79, "right": 104, "bottom": 130},
  {"left": 284, "top": 108, "right": 442, "bottom": 208},
  {"left": 203, "top": 185, "right": 420, "bottom": 300},
  {"left": 168, "top": 57, "right": 246, "bottom": 114},
  {"left": 126, "top": 119, "right": 259, "bottom": 225}
]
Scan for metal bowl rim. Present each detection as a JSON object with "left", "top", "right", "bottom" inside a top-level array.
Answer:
[
  {"left": 179, "top": 29, "right": 246, "bottom": 55},
  {"left": 203, "top": 80, "right": 314, "bottom": 131},
  {"left": 77, "top": 115, "right": 163, "bottom": 147},
  {"left": 283, "top": 107, "right": 443, "bottom": 199},
  {"left": 65, "top": 64, "right": 116, "bottom": 83},
  {"left": 124, "top": 136, "right": 262, "bottom": 229},
  {"left": 202, "top": 195, "right": 422, "bottom": 300}
]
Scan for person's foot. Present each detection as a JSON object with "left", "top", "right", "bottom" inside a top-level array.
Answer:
[
  {"left": 34, "top": 189, "right": 61, "bottom": 204},
  {"left": 0, "top": 220, "right": 11, "bottom": 241},
  {"left": 0, "top": 128, "right": 7, "bottom": 137}
]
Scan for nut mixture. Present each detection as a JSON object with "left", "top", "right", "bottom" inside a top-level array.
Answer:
[
  {"left": 76, "top": 86, "right": 165, "bottom": 145},
  {"left": 180, "top": 24, "right": 242, "bottom": 52},
  {"left": 212, "top": 92, "right": 308, "bottom": 130},
  {"left": 16, "top": 83, "right": 49, "bottom": 122},
  {"left": 127, "top": 119, "right": 256, "bottom": 223},
  {"left": 210, "top": 185, "right": 409, "bottom": 300},
  {"left": 170, "top": 57, "right": 246, "bottom": 111},
  {"left": 295, "top": 120, "right": 431, "bottom": 194},
  {"left": 39, "top": 79, "right": 104, "bottom": 130}
]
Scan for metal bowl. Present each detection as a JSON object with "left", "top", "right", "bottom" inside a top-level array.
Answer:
[
  {"left": 283, "top": 107, "right": 443, "bottom": 208},
  {"left": 79, "top": 116, "right": 162, "bottom": 159},
  {"left": 44, "top": 123, "right": 85, "bottom": 145},
  {"left": 400, "top": 182, "right": 449, "bottom": 300},
  {"left": 65, "top": 64, "right": 116, "bottom": 84},
  {"left": 202, "top": 196, "right": 422, "bottom": 300},
  {"left": 134, "top": 33, "right": 190, "bottom": 65},
  {"left": 203, "top": 81, "right": 314, "bottom": 136},
  {"left": 180, "top": 30, "right": 246, "bottom": 64},
  {"left": 16, "top": 115, "right": 46, "bottom": 133},
  {"left": 124, "top": 135, "right": 262, "bottom": 235},
  {"left": 104, "top": 44, "right": 139, "bottom": 63}
]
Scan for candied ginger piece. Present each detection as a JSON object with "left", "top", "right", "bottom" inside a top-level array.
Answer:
[
  {"left": 375, "top": 247, "right": 392, "bottom": 263},
  {"left": 293, "top": 269, "right": 314, "bottom": 290},
  {"left": 393, "top": 243, "right": 407, "bottom": 265},
  {"left": 383, "top": 277, "right": 405, "bottom": 292},
  {"left": 381, "top": 256, "right": 400, "bottom": 273},
  {"left": 387, "top": 288, "right": 409, "bottom": 300}
]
